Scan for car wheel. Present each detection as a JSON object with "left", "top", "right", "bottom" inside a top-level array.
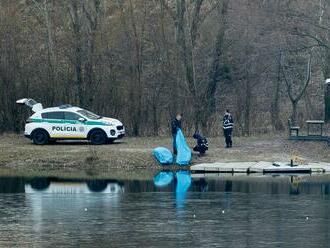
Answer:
[
  {"left": 86, "top": 180, "right": 108, "bottom": 192},
  {"left": 90, "top": 130, "right": 107, "bottom": 145},
  {"left": 32, "top": 130, "right": 49, "bottom": 145},
  {"left": 30, "top": 178, "right": 51, "bottom": 191},
  {"left": 108, "top": 138, "right": 115, "bottom": 144}
]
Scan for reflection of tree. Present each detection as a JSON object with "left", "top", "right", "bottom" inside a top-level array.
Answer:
[
  {"left": 29, "top": 177, "right": 50, "bottom": 191},
  {"left": 321, "top": 183, "right": 329, "bottom": 195},
  {"left": 188, "top": 176, "right": 330, "bottom": 196},
  {"left": 289, "top": 176, "right": 300, "bottom": 195},
  {"left": 224, "top": 180, "right": 232, "bottom": 192},
  {"left": 193, "top": 178, "right": 208, "bottom": 192},
  {"left": 124, "top": 180, "right": 165, "bottom": 193},
  {"left": 0, "top": 177, "right": 25, "bottom": 193}
]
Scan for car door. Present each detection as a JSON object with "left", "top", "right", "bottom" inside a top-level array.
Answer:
[
  {"left": 63, "top": 111, "right": 87, "bottom": 139},
  {"left": 41, "top": 111, "right": 65, "bottom": 138}
]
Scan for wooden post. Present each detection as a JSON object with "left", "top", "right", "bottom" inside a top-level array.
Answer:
[{"left": 326, "top": 79, "right": 330, "bottom": 122}]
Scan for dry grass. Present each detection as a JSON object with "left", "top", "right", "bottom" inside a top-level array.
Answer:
[
  {"left": 200, "top": 135, "right": 329, "bottom": 164},
  {"left": 0, "top": 134, "right": 328, "bottom": 175}
]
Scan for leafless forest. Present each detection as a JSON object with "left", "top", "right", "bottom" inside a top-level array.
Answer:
[{"left": 0, "top": 0, "right": 330, "bottom": 136}]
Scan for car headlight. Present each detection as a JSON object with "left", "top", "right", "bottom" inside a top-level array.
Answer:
[{"left": 103, "top": 121, "right": 114, "bottom": 126}]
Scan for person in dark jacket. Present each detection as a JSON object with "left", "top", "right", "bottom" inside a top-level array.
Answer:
[
  {"left": 171, "top": 114, "right": 182, "bottom": 155},
  {"left": 193, "top": 132, "right": 209, "bottom": 155},
  {"left": 223, "top": 110, "right": 234, "bottom": 148}
]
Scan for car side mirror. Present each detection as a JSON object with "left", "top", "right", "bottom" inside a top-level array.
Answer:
[{"left": 78, "top": 117, "right": 86, "bottom": 122}]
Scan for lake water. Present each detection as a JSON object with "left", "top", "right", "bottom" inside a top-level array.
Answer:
[{"left": 0, "top": 172, "right": 329, "bottom": 247}]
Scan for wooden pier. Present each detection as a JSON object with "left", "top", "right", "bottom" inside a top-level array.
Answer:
[{"left": 190, "top": 161, "right": 330, "bottom": 174}]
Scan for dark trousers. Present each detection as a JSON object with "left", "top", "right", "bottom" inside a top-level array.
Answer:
[
  {"left": 172, "top": 134, "right": 177, "bottom": 154},
  {"left": 223, "top": 128, "right": 233, "bottom": 147},
  {"left": 193, "top": 145, "right": 206, "bottom": 155}
]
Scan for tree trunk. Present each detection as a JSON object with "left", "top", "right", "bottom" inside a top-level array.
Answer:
[
  {"left": 271, "top": 79, "right": 283, "bottom": 130},
  {"left": 291, "top": 100, "right": 298, "bottom": 125},
  {"left": 152, "top": 99, "right": 159, "bottom": 136},
  {"left": 128, "top": 0, "right": 144, "bottom": 136},
  {"left": 44, "top": 0, "right": 56, "bottom": 106},
  {"left": 203, "top": 0, "right": 229, "bottom": 129},
  {"left": 69, "top": 0, "right": 84, "bottom": 106},
  {"left": 175, "top": 0, "right": 202, "bottom": 130},
  {"left": 325, "top": 82, "right": 330, "bottom": 122},
  {"left": 271, "top": 56, "right": 284, "bottom": 131},
  {"left": 244, "top": 79, "right": 251, "bottom": 136}
]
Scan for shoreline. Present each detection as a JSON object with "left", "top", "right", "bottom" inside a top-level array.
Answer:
[{"left": 0, "top": 134, "right": 328, "bottom": 175}]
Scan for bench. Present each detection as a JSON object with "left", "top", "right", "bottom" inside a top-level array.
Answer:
[
  {"left": 288, "top": 119, "right": 300, "bottom": 137},
  {"left": 306, "top": 120, "right": 325, "bottom": 136}
]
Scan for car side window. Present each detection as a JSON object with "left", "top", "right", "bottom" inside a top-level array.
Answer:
[
  {"left": 42, "top": 112, "right": 64, "bottom": 119},
  {"left": 64, "top": 112, "right": 81, "bottom": 121}
]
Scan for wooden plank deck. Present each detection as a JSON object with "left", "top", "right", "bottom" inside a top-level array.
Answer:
[{"left": 190, "top": 161, "right": 330, "bottom": 174}]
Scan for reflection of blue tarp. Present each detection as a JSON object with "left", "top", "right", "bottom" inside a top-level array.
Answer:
[
  {"left": 175, "top": 129, "right": 192, "bottom": 165},
  {"left": 153, "top": 147, "right": 173, "bottom": 165},
  {"left": 153, "top": 172, "right": 174, "bottom": 187},
  {"left": 175, "top": 171, "right": 192, "bottom": 208}
]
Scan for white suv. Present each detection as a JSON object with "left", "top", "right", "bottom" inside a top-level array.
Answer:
[{"left": 17, "top": 98, "right": 125, "bottom": 145}]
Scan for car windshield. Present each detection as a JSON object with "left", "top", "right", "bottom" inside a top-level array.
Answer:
[{"left": 77, "top": 109, "right": 101, "bottom": 120}]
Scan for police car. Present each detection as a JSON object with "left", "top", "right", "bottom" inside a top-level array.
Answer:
[{"left": 17, "top": 98, "right": 125, "bottom": 145}]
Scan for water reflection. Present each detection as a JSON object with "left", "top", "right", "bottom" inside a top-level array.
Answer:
[
  {"left": 0, "top": 177, "right": 25, "bottom": 193},
  {"left": 193, "top": 178, "right": 209, "bottom": 192},
  {"left": 1, "top": 174, "right": 330, "bottom": 196},
  {"left": 0, "top": 178, "right": 125, "bottom": 194},
  {"left": 0, "top": 173, "right": 329, "bottom": 247},
  {"left": 153, "top": 171, "right": 192, "bottom": 208},
  {"left": 175, "top": 171, "right": 192, "bottom": 209},
  {"left": 153, "top": 172, "right": 174, "bottom": 187}
]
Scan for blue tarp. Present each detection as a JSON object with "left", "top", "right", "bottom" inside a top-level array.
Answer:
[
  {"left": 153, "top": 171, "right": 174, "bottom": 187},
  {"left": 175, "top": 129, "right": 192, "bottom": 165},
  {"left": 153, "top": 147, "right": 173, "bottom": 165}
]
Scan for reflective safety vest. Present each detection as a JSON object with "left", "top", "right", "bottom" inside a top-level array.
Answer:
[{"left": 223, "top": 115, "right": 234, "bottom": 129}]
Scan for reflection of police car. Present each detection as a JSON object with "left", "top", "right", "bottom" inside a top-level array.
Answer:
[
  {"left": 25, "top": 178, "right": 124, "bottom": 194},
  {"left": 17, "top": 98, "right": 125, "bottom": 145}
]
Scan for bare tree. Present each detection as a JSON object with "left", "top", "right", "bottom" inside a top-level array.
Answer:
[
  {"left": 271, "top": 53, "right": 284, "bottom": 131},
  {"left": 202, "top": 0, "right": 230, "bottom": 130},
  {"left": 68, "top": 0, "right": 84, "bottom": 106},
  {"left": 0, "top": 0, "right": 327, "bottom": 136},
  {"left": 281, "top": 53, "right": 312, "bottom": 124}
]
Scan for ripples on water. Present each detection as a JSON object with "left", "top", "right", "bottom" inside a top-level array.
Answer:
[{"left": 0, "top": 172, "right": 329, "bottom": 247}]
